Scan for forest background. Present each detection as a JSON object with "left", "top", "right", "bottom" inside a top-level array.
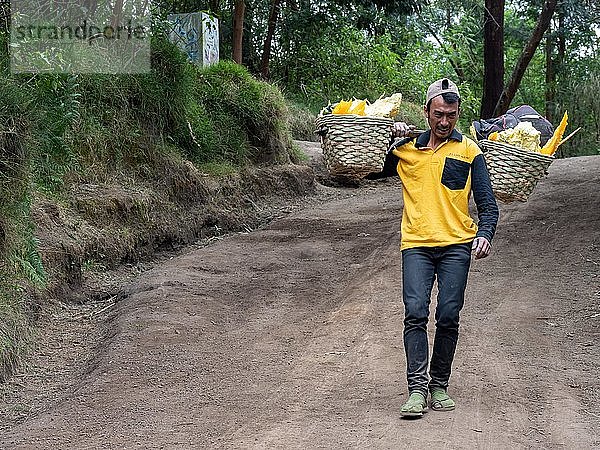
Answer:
[{"left": 213, "top": 0, "right": 600, "bottom": 156}]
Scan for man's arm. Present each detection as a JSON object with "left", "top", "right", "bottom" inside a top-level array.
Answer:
[{"left": 471, "top": 153, "right": 499, "bottom": 252}]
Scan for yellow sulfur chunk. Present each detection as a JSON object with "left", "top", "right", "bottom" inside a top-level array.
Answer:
[
  {"left": 365, "top": 93, "right": 403, "bottom": 118},
  {"left": 496, "top": 122, "right": 541, "bottom": 152},
  {"left": 348, "top": 99, "right": 367, "bottom": 116},
  {"left": 540, "top": 111, "right": 568, "bottom": 156},
  {"left": 332, "top": 100, "right": 353, "bottom": 114}
]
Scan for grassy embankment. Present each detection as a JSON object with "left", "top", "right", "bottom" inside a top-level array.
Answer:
[{"left": 0, "top": 36, "right": 308, "bottom": 381}]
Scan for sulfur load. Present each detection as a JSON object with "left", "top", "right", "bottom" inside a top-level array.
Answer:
[
  {"left": 323, "top": 93, "right": 403, "bottom": 118},
  {"left": 491, "top": 121, "right": 542, "bottom": 153}
]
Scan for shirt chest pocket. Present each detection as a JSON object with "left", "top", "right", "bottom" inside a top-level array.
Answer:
[{"left": 441, "top": 158, "right": 470, "bottom": 190}]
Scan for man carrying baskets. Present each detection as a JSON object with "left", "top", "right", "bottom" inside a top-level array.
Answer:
[{"left": 368, "top": 78, "right": 499, "bottom": 417}]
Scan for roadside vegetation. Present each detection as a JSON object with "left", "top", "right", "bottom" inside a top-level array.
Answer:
[{"left": 0, "top": 33, "right": 300, "bottom": 380}]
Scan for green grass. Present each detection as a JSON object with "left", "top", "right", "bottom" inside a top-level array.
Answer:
[
  {"left": 0, "top": 65, "right": 44, "bottom": 380},
  {"left": 287, "top": 102, "right": 319, "bottom": 142},
  {"left": 289, "top": 142, "right": 310, "bottom": 163},
  {"left": 197, "top": 161, "right": 238, "bottom": 177},
  {"left": 189, "top": 61, "right": 293, "bottom": 165},
  {"left": 0, "top": 284, "right": 30, "bottom": 382}
]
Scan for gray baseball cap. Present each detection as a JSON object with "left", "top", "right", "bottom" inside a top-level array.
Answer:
[{"left": 426, "top": 78, "right": 460, "bottom": 105}]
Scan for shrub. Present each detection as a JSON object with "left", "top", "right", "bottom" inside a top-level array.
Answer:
[
  {"left": 0, "top": 36, "right": 299, "bottom": 380},
  {"left": 190, "top": 61, "right": 294, "bottom": 164},
  {"left": 0, "top": 74, "right": 45, "bottom": 381},
  {"left": 287, "top": 102, "right": 319, "bottom": 142}
]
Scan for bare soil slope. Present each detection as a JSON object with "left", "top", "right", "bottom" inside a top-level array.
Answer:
[{"left": 1, "top": 149, "right": 599, "bottom": 449}]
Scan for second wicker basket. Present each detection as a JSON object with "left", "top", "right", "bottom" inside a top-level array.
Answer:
[
  {"left": 479, "top": 139, "right": 554, "bottom": 202},
  {"left": 315, "top": 114, "right": 393, "bottom": 179}
]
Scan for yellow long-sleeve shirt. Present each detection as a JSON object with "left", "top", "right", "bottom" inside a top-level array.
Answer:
[{"left": 382, "top": 129, "right": 499, "bottom": 250}]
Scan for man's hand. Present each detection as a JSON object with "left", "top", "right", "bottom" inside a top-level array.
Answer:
[
  {"left": 392, "top": 121, "right": 416, "bottom": 138},
  {"left": 472, "top": 237, "right": 491, "bottom": 259}
]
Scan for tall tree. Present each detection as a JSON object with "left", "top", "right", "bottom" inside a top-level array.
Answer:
[
  {"left": 413, "top": 0, "right": 483, "bottom": 87},
  {"left": 480, "top": 0, "right": 504, "bottom": 119},
  {"left": 417, "top": 18, "right": 465, "bottom": 83},
  {"left": 545, "top": 0, "right": 599, "bottom": 121},
  {"left": 493, "top": 0, "right": 558, "bottom": 116},
  {"left": 232, "top": 0, "right": 245, "bottom": 64},
  {"left": 260, "top": 0, "right": 281, "bottom": 79},
  {"left": 544, "top": 10, "right": 565, "bottom": 122},
  {"left": 111, "top": 0, "right": 124, "bottom": 29}
]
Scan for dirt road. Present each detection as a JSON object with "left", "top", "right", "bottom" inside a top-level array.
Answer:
[{"left": 1, "top": 150, "right": 599, "bottom": 449}]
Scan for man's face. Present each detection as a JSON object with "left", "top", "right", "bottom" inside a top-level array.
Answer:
[{"left": 425, "top": 96, "right": 460, "bottom": 140}]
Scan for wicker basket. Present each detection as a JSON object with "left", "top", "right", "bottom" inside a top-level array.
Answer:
[
  {"left": 315, "top": 114, "right": 393, "bottom": 179},
  {"left": 479, "top": 140, "right": 554, "bottom": 203}
]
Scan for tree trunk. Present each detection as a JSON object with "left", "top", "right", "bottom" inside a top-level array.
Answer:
[
  {"left": 260, "top": 0, "right": 282, "bottom": 79},
  {"left": 494, "top": 0, "right": 558, "bottom": 116},
  {"left": 545, "top": 4, "right": 566, "bottom": 123},
  {"left": 111, "top": 0, "right": 124, "bottom": 30},
  {"left": 556, "top": 10, "right": 566, "bottom": 87},
  {"left": 243, "top": 2, "right": 254, "bottom": 70},
  {"left": 480, "top": 0, "right": 505, "bottom": 119},
  {"left": 545, "top": 29, "right": 555, "bottom": 121},
  {"left": 232, "top": 0, "right": 245, "bottom": 64}
]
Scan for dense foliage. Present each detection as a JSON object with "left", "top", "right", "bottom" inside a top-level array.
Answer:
[{"left": 157, "top": 0, "right": 599, "bottom": 154}]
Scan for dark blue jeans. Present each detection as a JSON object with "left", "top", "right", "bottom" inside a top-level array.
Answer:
[{"left": 401, "top": 243, "right": 472, "bottom": 397}]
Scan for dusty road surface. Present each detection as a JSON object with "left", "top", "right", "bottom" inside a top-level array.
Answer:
[{"left": 1, "top": 150, "right": 600, "bottom": 449}]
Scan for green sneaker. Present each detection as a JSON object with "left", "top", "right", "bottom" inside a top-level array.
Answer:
[
  {"left": 400, "top": 392, "right": 427, "bottom": 417},
  {"left": 430, "top": 388, "right": 455, "bottom": 411}
]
